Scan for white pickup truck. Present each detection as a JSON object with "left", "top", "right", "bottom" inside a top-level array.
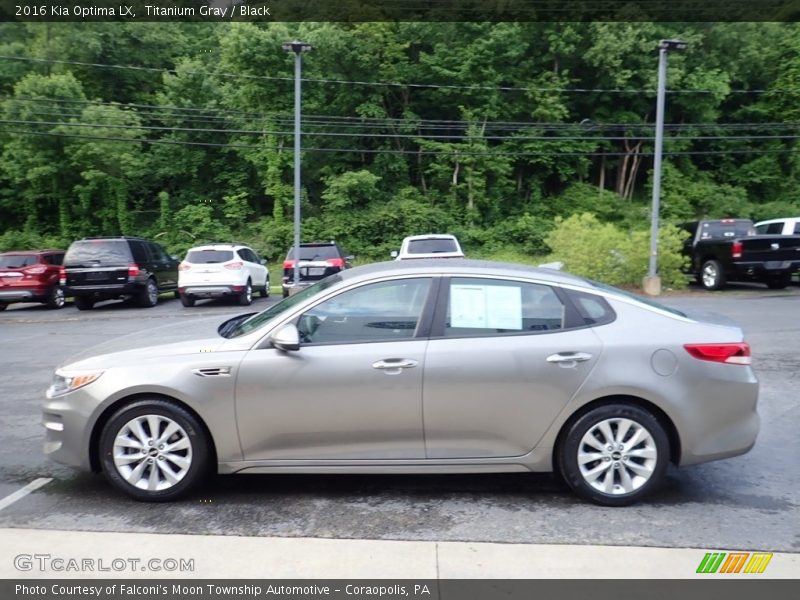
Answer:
[{"left": 754, "top": 217, "right": 800, "bottom": 235}]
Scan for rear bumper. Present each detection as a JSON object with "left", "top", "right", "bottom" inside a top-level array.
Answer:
[
  {"left": 731, "top": 260, "right": 800, "bottom": 278},
  {"left": 181, "top": 285, "right": 245, "bottom": 298},
  {"left": 0, "top": 284, "right": 51, "bottom": 302},
  {"left": 66, "top": 282, "right": 141, "bottom": 299}
]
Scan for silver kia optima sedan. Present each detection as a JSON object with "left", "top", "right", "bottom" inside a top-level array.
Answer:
[{"left": 43, "top": 261, "right": 759, "bottom": 505}]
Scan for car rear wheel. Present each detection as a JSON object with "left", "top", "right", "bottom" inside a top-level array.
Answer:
[
  {"left": 260, "top": 279, "right": 269, "bottom": 298},
  {"left": 179, "top": 293, "right": 195, "bottom": 307},
  {"left": 74, "top": 297, "right": 94, "bottom": 311},
  {"left": 46, "top": 286, "right": 66, "bottom": 309},
  {"left": 700, "top": 259, "right": 726, "bottom": 291},
  {"left": 99, "top": 399, "right": 209, "bottom": 501},
  {"left": 137, "top": 279, "right": 159, "bottom": 308},
  {"left": 238, "top": 280, "right": 252, "bottom": 306},
  {"left": 765, "top": 273, "right": 791, "bottom": 289},
  {"left": 558, "top": 404, "right": 669, "bottom": 506}
]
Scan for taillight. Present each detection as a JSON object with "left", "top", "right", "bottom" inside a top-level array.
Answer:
[
  {"left": 59, "top": 266, "right": 66, "bottom": 286},
  {"left": 684, "top": 343, "right": 751, "bottom": 365},
  {"left": 224, "top": 261, "right": 244, "bottom": 270},
  {"left": 283, "top": 260, "right": 294, "bottom": 269},
  {"left": 178, "top": 262, "right": 191, "bottom": 272},
  {"left": 731, "top": 241, "right": 743, "bottom": 259},
  {"left": 326, "top": 258, "right": 345, "bottom": 268},
  {"left": 128, "top": 263, "right": 141, "bottom": 277}
]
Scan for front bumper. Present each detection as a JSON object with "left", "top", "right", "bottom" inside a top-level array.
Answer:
[{"left": 43, "top": 388, "right": 97, "bottom": 471}]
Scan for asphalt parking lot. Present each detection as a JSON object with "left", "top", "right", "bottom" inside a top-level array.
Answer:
[{"left": 0, "top": 287, "right": 798, "bottom": 553}]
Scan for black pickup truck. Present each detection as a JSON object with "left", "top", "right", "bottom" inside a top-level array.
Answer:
[{"left": 681, "top": 219, "right": 800, "bottom": 290}]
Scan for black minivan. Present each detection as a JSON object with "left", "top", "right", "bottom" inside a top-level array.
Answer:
[{"left": 61, "top": 237, "right": 179, "bottom": 310}]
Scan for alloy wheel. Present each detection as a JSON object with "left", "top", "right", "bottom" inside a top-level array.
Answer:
[
  {"left": 577, "top": 417, "right": 658, "bottom": 496},
  {"left": 112, "top": 414, "right": 193, "bottom": 492}
]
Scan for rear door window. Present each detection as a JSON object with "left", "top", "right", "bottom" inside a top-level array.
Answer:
[
  {"left": 442, "top": 278, "right": 565, "bottom": 337},
  {"left": 65, "top": 240, "right": 132, "bottom": 265},
  {"left": 186, "top": 250, "right": 234, "bottom": 264},
  {"left": 0, "top": 255, "right": 36, "bottom": 268}
]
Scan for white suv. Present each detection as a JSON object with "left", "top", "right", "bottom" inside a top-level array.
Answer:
[
  {"left": 391, "top": 234, "right": 465, "bottom": 260},
  {"left": 178, "top": 244, "right": 269, "bottom": 307}
]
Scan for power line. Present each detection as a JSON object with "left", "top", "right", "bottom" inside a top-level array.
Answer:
[
  {"left": 1, "top": 54, "right": 796, "bottom": 96},
  {"left": 4, "top": 117, "right": 800, "bottom": 145},
  {"left": 2, "top": 127, "right": 798, "bottom": 158}
]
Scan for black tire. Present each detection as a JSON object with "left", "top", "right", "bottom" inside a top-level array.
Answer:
[
  {"left": 237, "top": 280, "right": 253, "bottom": 306},
  {"left": 173, "top": 290, "right": 181, "bottom": 300},
  {"left": 765, "top": 273, "right": 791, "bottom": 290},
  {"left": 137, "top": 278, "right": 159, "bottom": 308},
  {"left": 74, "top": 296, "right": 94, "bottom": 311},
  {"left": 260, "top": 278, "right": 270, "bottom": 298},
  {"left": 282, "top": 288, "right": 289, "bottom": 298},
  {"left": 98, "top": 398, "right": 210, "bottom": 502},
  {"left": 699, "top": 259, "right": 726, "bottom": 291},
  {"left": 180, "top": 293, "right": 196, "bottom": 307},
  {"left": 46, "top": 286, "right": 66, "bottom": 309},
  {"left": 558, "top": 403, "right": 670, "bottom": 507},
  {"left": 0, "top": 303, "right": 7, "bottom": 311}
]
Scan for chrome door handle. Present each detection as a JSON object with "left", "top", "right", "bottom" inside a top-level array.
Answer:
[
  {"left": 546, "top": 352, "right": 593, "bottom": 364},
  {"left": 372, "top": 359, "right": 419, "bottom": 370}
]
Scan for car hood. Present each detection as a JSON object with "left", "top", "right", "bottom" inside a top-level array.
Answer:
[{"left": 59, "top": 316, "right": 229, "bottom": 370}]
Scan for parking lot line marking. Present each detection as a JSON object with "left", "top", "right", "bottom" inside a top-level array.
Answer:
[{"left": 0, "top": 478, "right": 52, "bottom": 512}]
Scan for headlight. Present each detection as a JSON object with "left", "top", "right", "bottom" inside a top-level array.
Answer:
[{"left": 47, "top": 370, "right": 103, "bottom": 397}]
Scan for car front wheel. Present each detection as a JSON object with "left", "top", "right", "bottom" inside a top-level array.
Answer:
[
  {"left": 558, "top": 403, "right": 669, "bottom": 506},
  {"left": 46, "top": 286, "right": 66, "bottom": 309},
  {"left": 137, "top": 279, "right": 159, "bottom": 307},
  {"left": 99, "top": 399, "right": 209, "bottom": 501}
]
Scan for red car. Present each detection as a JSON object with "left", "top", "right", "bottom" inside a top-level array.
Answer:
[{"left": 0, "top": 250, "right": 66, "bottom": 310}]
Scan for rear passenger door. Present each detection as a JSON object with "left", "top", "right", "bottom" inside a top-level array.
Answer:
[
  {"left": 421, "top": 277, "right": 603, "bottom": 459},
  {"left": 146, "top": 242, "right": 178, "bottom": 289}
]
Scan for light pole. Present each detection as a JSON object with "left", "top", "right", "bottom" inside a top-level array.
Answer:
[
  {"left": 282, "top": 40, "right": 312, "bottom": 293},
  {"left": 644, "top": 38, "right": 687, "bottom": 296}
]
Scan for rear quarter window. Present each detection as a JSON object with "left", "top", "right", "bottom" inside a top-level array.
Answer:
[{"left": 564, "top": 289, "right": 616, "bottom": 327}]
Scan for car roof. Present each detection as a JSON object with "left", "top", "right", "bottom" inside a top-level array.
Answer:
[
  {"left": 755, "top": 217, "right": 800, "bottom": 225},
  {"left": 337, "top": 259, "right": 589, "bottom": 287},
  {"left": 403, "top": 234, "right": 457, "bottom": 241},
  {"left": 0, "top": 249, "right": 62, "bottom": 255},
  {"left": 188, "top": 244, "right": 247, "bottom": 251}
]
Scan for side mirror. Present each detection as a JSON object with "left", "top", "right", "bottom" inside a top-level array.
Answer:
[
  {"left": 171, "top": 255, "right": 180, "bottom": 261},
  {"left": 345, "top": 255, "right": 355, "bottom": 262},
  {"left": 390, "top": 250, "right": 398, "bottom": 258},
  {"left": 260, "top": 258, "right": 267, "bottom": 265},
  {"left": 270, "top": 323, "right": 300, "bottom": 352}
]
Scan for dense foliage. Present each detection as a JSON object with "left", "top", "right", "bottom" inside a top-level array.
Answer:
[{"left": 1, "top": 22, "right": 800, "bottom": 277}]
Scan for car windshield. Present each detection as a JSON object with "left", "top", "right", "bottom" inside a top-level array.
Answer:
[
  {"left": 186, "top": 250, "right": 234, "bottom": 263},
  {"left": 65, "top": 240, "right": 132, "bottom": 264},
  {"left": 407, "top": 239, "right": 458, "bottom": 253},
  {"left": 0, "top": 255, "right": 36, "bottom": 268},
  {"left": 586, "top": 279, "right": 687, "bottom": 318},
  {"left": 287, "top": 245, "right": 340, "bottom": 260},
  {"left": 224, "top": 275, "right": 343, "bottom": 338},
  {"left": 698, "top": 220, "right": 755, "bottom": 240}
]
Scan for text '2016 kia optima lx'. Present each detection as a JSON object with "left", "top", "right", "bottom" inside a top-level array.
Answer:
[{"left": 43, "top": 260, "right": 759, "bottom": 505}]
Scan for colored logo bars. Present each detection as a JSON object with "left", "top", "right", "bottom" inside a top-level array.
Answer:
[{"left": 697, "top": 552, "right": 773, "bottom": 574}]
